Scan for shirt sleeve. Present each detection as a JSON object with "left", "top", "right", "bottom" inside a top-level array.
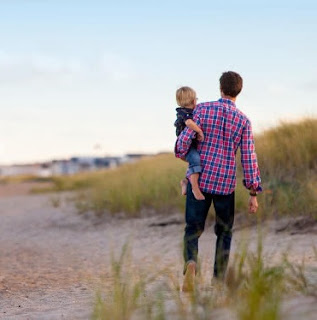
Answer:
[
  {"left": 240, "top": 119, "right": 262, "bottom": 192},
  {"left": 174, "top": 106, "right": 201, "bottom": 158}
]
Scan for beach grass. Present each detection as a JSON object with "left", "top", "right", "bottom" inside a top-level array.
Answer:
[
  {"left": 30, "top": 118, "right": 317, "bottom": 218},
  {"left": 91, "top": 236, "right": 315, "bottom": 320}
]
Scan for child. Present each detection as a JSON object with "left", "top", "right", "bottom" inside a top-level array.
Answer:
[{"left": 174, "top": 86, "right": 205, "bottom": 200}]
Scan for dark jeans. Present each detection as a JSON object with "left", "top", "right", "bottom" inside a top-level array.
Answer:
[{"left": 183, "top": 181, "right": 235, "bottom": 279}]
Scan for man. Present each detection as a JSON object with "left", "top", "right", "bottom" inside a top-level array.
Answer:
[{"left": 175, "top": 71, "right": 262, "bottom": 291}]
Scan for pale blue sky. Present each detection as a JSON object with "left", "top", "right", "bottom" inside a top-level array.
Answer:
[{"left": 1, "top": 0, "right": 316, "bottom": 164}]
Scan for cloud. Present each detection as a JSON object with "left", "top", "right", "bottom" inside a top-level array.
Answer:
[
  {"left": 266, "top": 83, "right": 291, "bottom": 95},
  {"left": 101, "top": 53, "right": 135, "bottom": 81},
  {"left": 0, "top": 51, "right": 84, "bottom": 84},
  {"left": 302, "top": 79, "right": 317, "bottom": 91},
  {"left": 266, "top": 79, "right": 317, "bottom": 96},
  {"left": 0, "top": 51, "right": 135, "bottom": 85}
]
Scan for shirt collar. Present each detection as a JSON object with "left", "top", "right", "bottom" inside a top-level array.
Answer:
[
  {"left": 176, "top": 107, "right": 193, "bottom": 112},
  {"left": 218, "top": 98, "right": 236, "bottom": 107}
]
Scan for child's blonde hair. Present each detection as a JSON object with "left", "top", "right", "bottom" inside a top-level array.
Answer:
[{"left": 176, "top": 86, "right": 196, "bottom": 107}]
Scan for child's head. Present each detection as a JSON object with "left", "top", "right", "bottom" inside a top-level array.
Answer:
[{"left": 176, "top": 86, "right": 197, "bottom": 109}]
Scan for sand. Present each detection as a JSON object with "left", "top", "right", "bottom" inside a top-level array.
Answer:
[{"left": 0, "top": 184, "right": 316, "bottom": 319}]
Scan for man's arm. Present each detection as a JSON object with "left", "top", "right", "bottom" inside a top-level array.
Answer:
[
  {"left": 240, "top": 119, "right": 262, "bottom": 214},
  {"left": 175, "top": 127, "right": 196, "bottom": 159},
  {"left": 240, "top": 119, "right": 262, "bottom": 192},
  {"left": 175, "top": 105, "right": 202, "bottom": 159}
]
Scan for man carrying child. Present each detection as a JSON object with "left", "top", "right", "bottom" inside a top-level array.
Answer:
[{"left": 175, "top": 71, "right": 262, "bottom": 291}]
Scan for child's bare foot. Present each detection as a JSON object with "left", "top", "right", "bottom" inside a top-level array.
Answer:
[
  {"left": 182, "top": 261, "right": 196, "bottom": 292},
  {"left": 180, "top": 179, "right": 188, "bottom": 196},
  {"left": 192, "top": 187, "right": 205, "bottom": 200}
]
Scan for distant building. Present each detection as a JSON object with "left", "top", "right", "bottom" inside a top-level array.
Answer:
[
  {"left": 0, "top": 164, "right": 42, "bottom": 177},
  {"left": 0, "top": 153, "right": 153, "bottom": 177},
  {"left": 121, "top": 153, "right": 150, "bottom": 164},
  {"left": 50, "top": 156, "right": 122, "bottom": 175}
]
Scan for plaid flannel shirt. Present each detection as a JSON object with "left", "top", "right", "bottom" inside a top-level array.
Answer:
[{"left": 175, "top": 98, "right": 262, "bottom": 195}]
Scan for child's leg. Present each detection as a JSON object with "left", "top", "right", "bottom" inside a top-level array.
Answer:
[
  {"left": 189, "top": 173, "right": 205, "bottom": 200},
  {"left": 180, "top": 178, "right": 188, "bottom": 195},
  {"left": 185, "top": 147, "right": 205, "bottom": 200}
]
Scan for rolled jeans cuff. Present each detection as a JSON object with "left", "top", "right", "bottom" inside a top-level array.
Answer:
[{"left": 187, "top": 165, "right": 202, "bottom": 175}]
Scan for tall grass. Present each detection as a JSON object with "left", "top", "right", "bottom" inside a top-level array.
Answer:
[
  {"left": 92, "top": 237, "right": 315, "bottom": 320},
  {"left": 47, "top": 154, "right": 187, "bottom": 216},
  {"left": 256, "top": 119, "right": 317, "bottom": 180},
  {"left": 227, "top": 240, "right": 285, "bottom": 320},
  {"left": 92, "top": 244, "right": 146, "bottom": 320},
  {"left": 255, "top": 119, "right": 317, "bottom": 218},
  {"left": 36, "top": 118, "right": 317, "bottom": 217}
]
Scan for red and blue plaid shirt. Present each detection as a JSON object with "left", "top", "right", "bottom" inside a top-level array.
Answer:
[{"left": 175, "top": 98, "right": 262, "bottom": 195}]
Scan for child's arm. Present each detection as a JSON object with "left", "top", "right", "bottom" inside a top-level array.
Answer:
[{"left": 185, "top": 119, "right": 204, "bottom": 141}]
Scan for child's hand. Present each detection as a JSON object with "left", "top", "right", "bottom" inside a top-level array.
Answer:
[{"left": 197, "top": 131, "right": 204, "bottom": 142}]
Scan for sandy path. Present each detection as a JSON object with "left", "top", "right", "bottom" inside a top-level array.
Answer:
[{"left": 0, "top": 190, "right": 316, "bottom": 319}]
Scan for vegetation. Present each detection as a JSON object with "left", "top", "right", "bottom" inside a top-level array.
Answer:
[
  {"left": 255, "top": 118, "right": 317, "bottom": 218},
  {"left": 31, "top": 118, "right": 316, "bottom": 218},
  {"left": 57, "top": 154, "right": 187, "bottom": 216},
  {"left": 0, "top": 174, "right": 52, "bottom": 184},
  {"left": 2, "top": 120, "right": 315, "bottom": 319},
  {"left": 1, "top": 120, "right": 315, "bottom": 320},
  {"left": 92, "top": 238, "right": 316, "bottom": 320}
]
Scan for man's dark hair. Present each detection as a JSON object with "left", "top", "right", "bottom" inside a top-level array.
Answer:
[{"left": 219, "top": 71, "right": 243, "bottom": 97}]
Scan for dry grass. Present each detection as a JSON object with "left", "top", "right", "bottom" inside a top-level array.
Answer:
[
  {"left": 43, "top": 154, "right": 187, "bottom": 216},
  {"left": 0, "top": 174, "right": 51, "bottom": 184},
  {"left": 255, "top": 118, "right": 317, "bottom": 218},
  {"left": 92, "top": 237, "right": 316, "bottom": 320},
  {"left": 30, "top": 118, "right": 317, "bottom": 218}
]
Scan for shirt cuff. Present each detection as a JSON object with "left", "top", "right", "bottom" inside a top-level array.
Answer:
[
  {"left": 243, "top": 179, "right": 263, "bottom": 193},
  {"left": 175, "top": 147, "right": 187, "bottom": 159}
]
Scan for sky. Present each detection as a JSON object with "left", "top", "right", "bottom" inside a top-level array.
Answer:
[{"left": 1, "top": 0, "right": 317, "bottom": 165}]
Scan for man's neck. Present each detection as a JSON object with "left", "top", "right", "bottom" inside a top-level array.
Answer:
[{"left": 221, "top": 94, "right": 236, "bottom": 103}]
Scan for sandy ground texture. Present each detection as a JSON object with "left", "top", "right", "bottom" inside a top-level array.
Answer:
[{"left": 0, "top": 183, "right": 316, "bottom": 319}]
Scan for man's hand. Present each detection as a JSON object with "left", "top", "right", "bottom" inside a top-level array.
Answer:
[
  {"left": 197, "top": 131, "right": 204, "bottom": 142},
  {"left": 248, "top": 196, "right": 258, "bottom": 214}
]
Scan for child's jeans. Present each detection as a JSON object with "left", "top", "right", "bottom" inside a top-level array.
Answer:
[{"left": 185, "top": 146, "right": 201, "bottom": 175}]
